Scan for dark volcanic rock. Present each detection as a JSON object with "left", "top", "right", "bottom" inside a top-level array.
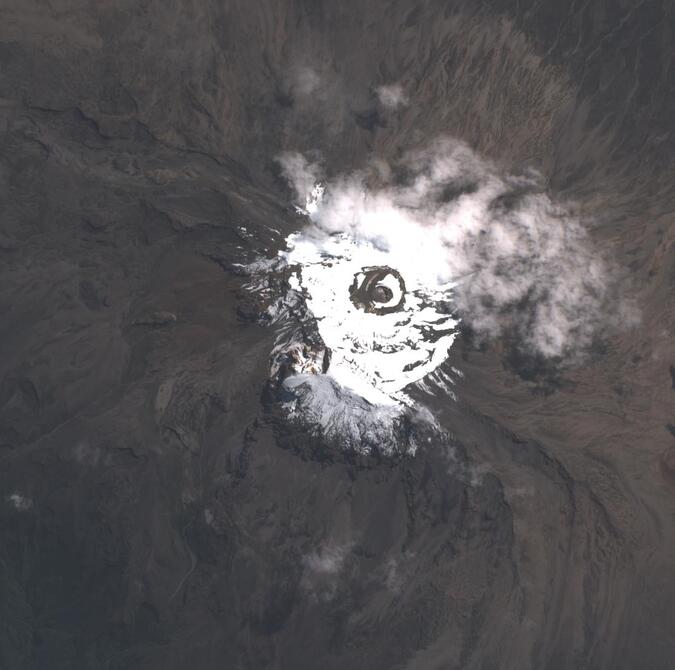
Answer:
[{"left": 1, "top": 2, "right": 675, "bottom": 670}]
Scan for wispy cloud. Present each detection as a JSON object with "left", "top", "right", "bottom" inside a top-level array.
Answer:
[
  {"left": 7, "top": 493, "right": 32, "bottom": 511},
  {"left": 277, "top": 152, "right": 323, "bottom": 211},
  {"left": 301, "top": 541, "right": 352, "bottom": 601},
  {"left": 278, "top": 137, "right": 636, "bottom": 361},
  {"left": 292, "top": 65, "right": 321, "bottom": 97},
  {"left": 376, "top": 83, "right": 408, "bottom": 109},
  {"left": 303, "top": 542, "right": 350, "bottom": 575}
]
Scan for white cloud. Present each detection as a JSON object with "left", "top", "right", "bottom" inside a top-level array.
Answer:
[
  {"left": 293, "top": 65, "right": 321, "bottom": 96},
  {"left": 384, "top": 558, "right": 401, "bottom": 592},
  {"left": 301, "top": 541, "right": 353, "bottom": 601},
  {"left": 277, "top": 152, "right": 323, "bottom": 212},
  {"left": 7, "top": 493, "right": 32, "bottom": 511},
  {"left": 278, "top": 138, "right": 634, "bottom": 362},
  {"left": 376, "top": 84, "right": 408, "bottom": 109},
  {"left": 303, "top": 542, "right": 349, "bottom": 575}
]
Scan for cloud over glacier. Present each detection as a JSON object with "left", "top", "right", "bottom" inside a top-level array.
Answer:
[{"left": 278, "top": 138, "right": 632, "bottom": 361}]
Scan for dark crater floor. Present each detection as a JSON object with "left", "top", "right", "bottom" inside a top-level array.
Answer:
[{"left": 1, "top": 2, "right": 675, "bottom": 669}]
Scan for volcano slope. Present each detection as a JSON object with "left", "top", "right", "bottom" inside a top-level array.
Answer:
[{"left": 1, "top": 1, "right": 675, "bottom": 669}]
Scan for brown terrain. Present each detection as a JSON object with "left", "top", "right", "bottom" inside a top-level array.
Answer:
[{"left": 1, "top": 1, "right": 675, "bottom": 669}]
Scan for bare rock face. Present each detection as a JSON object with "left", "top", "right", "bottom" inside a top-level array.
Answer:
[
  {"left": 661, "top": 445, "right": 675, "bottom": 487},
  {"left": 1, "top": 2, "right": 675, "bottom": 670}
]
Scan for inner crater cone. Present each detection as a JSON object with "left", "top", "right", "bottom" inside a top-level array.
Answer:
[
  {"left": 350, "top": 266, "right": 406, "bottom": 315},
  {"left": 372, "top": 285, "right": 393, "bottom": 303}
]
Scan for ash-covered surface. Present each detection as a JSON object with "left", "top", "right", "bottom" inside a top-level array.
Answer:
[{"left": 1, "top": 1, "right": 675, "bottom": 669}]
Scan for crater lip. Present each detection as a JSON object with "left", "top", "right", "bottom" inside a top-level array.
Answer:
[{"left": 349, "top": 265, "right": 406, "bottom": 315}]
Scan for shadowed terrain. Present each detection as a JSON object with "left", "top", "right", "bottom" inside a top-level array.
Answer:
[{"left": 1, "top": 1, "right": 675, "bottom": 669}]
